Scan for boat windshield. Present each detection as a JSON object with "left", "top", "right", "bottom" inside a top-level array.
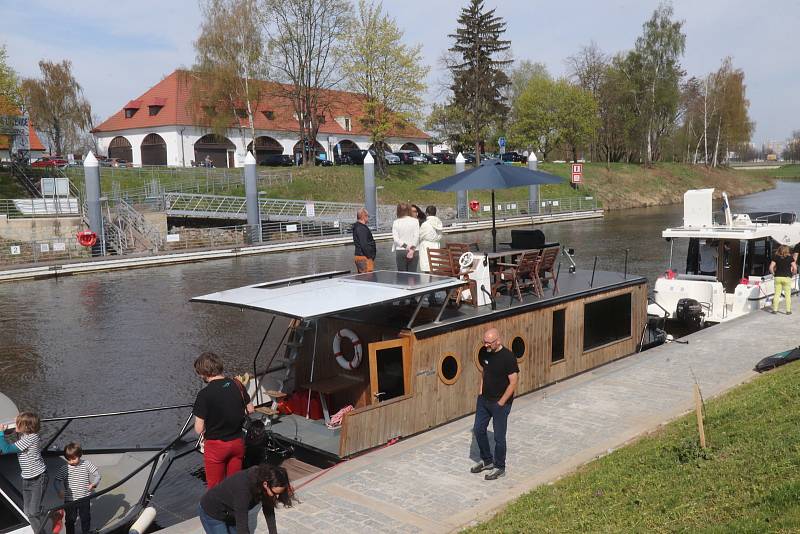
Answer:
[{"left": 681, "top": 237, "right": 773, "bottom": 291}]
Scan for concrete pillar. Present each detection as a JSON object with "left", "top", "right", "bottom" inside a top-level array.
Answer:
[
  {"left": 244, "top": 151, "right": 261, "bottom": 242},
  {"left": 528, "top": 152, "right": 539, "bottom": 214},
  {"left": 83, "top": 152, "right": 103, "bottom": 240},
  {"left": 363, "top": 152, "right": 377, "bottom": 230},
  {"left": 455, "top": 152, "right": 467, "bottom": 219}
]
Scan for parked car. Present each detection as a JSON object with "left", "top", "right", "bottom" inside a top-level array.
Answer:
[
  {"left": 108, "top": 158, "right": 130, "bottom": 168},
  {"left": 421, "top": 153, "right": 442, "bottom": 164},
  {"left": 501, "top": 151, "right": 526, "bottom": 163},
  {"left": 259, "top": 154, "right": 294, "bottom": 167},
  {"left": 297, "top": 154, "right": 333, "bottom": 166},
  {"left": 345, "top": 149, "right": 369, "bottom": 165},
  {"left": 384, "top": 151, "right": 401, "bottom": 165},
  {"left": 395, "top": 150, "right": 427, "bottom": 164},
  {"left": 31, "top": 156, "right": 68, "bottom": 168},
  {"left": 434, "top": 152, "right": 456, "bottom": 164},
  {"left": 463, "top": 153, "right": 477, "bottom": 164}
]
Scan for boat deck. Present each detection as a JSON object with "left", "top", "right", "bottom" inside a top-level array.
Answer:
[
  {"left": 338, "top": 269, "right": 646, "bottom": 338},
  {"left": 271, "top": 414, "right": 341, "bottom": 459}
]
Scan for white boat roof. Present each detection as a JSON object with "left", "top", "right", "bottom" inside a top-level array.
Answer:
[
  {"left": 191, "top": 270, "right": 466, "bottom": 319},
  {"left": 663, "top": 221, "right": 800, "bottom": 244}
]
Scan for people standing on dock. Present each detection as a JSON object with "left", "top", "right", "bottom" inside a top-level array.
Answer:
[
  {"left": 769, "top": 245, "right": 796, "bottom": 315},
  {"left": 418, "top": 205, "right": 443, "bottom": 273},
  {"left": 54, "top": 442, "right": 101, "bottom": 534},
  {"left": 352, "top": 208, "right": 376, "bottom": 273},
  {"left": 198, "top": 464, "right": 295, "bottom": 534},
  {"left": 193, "top": 352, "right": 255, "bottom": 489},
  {"left": 411, "top": 204, "right": 426, "bottom": 226},
  {"left": 0, "top": 412, "right": 48, "bottom": 533},
  {"left": 392, "top": 203, "right": 420, "bottom": 272},
  {"left": 470, "top": 328, "right": 519, "bottom": 481}
]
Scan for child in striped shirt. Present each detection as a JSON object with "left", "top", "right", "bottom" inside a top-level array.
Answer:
[
  {"left": 0, "top": 412, "right": 49, "bottom": 533},
  {"left": 54, "top": 442, "right": 101, "bottom": 534}
]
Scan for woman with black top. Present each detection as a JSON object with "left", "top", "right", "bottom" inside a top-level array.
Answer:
[
  {"left": 199, "top": 464, "right": 295, "bottom": 534},
  {"left": 194, "top": 352, "right": 254, "bottom": 488},
  {"left": 770, "top": 244, "right": 796, "bottom": 314}
]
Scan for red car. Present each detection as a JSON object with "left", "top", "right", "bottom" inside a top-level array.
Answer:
[{"left": 31, "top": 156, "right": 69, "bottom": 168}]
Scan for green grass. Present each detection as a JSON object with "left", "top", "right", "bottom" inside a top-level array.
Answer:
[
  {"left": 466, "top": 361, "right": 800, "bottom": 533},
  {"left": 0, "top": 170, "right": 27, "bottom": 198},
  {"left": 741, "top": 164, "right": 800, "bottom": 180}
]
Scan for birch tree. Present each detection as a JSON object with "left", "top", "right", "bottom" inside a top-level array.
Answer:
[
  {"left": 192, "top": 0, "right": 265, "bottom": 153},
  {"left": 260, "top": 0, "right": 351, "bottom": 165},
  {"left": 343, "top": 0, "right": 428, "bottom": 176}
]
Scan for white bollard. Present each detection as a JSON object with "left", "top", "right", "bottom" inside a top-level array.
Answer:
[{"left": 129, "top": 506, "right": 157, "bottom": 534}]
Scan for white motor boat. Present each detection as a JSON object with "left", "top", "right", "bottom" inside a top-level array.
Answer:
[{"left": 649, "top": 188, "right": 800, "bottom": 327}]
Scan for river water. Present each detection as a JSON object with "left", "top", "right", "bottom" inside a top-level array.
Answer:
[{"left": 0, "top": 181, "right": 797, "bottom": 526}]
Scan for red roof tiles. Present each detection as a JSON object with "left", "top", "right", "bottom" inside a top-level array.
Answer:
[{"left": 94, "top": 70, "right": 429, "bottom": 140}]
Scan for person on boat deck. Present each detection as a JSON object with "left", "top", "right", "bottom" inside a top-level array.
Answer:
[
  {"left": 352, "top": 208, "right": 376, "bottom": 273},
  {"left": 470, "top": 328, "right": 519, "bottom": 481},
  {"left": 54, "top": 442, "right": 101, "bottom": 534},
  {"left": 699, "top": 240, "right": 718, "bottom": 276},
  {"left": 769, "top": 245, "right": 797, "bottom": 315},
  {"left": 418, "top": 205, "right": 444, "bottom": 273},
  {"left": 198, "top": 464, "right": 295, "bottom": 534},
  {"left": 0, "top": 412, "right": 48, "bottom": 534},
  {"left": 193, "top": 352, "right": 254, "bottom": 489},
  {"left": 392, "top": 202, "right": 420, "bottom": 272}
]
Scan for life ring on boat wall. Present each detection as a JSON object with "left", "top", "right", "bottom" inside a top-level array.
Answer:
[
  {"left": 77, "top": 231, "right": 97, "bottom": 247},
  {"left": 334, "top": 328, "right": 362, "bottom": 370}
]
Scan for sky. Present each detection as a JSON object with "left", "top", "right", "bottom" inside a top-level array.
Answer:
[{"left": 2, "top": 0, "right": 798, "bottom": 145}]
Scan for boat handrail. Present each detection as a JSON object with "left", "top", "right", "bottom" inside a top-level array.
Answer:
[
  {"left": 32, "top": 409, "right": 196, "bottom": 534},
  {"left": 41, "top": 403, "right": 193, "bottom": 452}
]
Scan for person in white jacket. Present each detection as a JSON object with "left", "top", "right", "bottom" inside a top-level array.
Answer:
[
  {"left": 418, "top": 205, "right": 444, "bottom": 272},
  {"left": 392, "top": 202, "right": 420, "bottom": 271}
]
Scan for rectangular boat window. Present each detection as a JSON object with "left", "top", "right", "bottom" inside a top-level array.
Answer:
[
  {"left": 551, "top": 309, "right": 565, "bottom": 363},
  {"left": 0, "top": 495, "right": 27, "bottom": 532},
  {"left": 368, "top": 338, "right": 411, "bottom": 403},
  {"left": 583, "top": 293, "right": 632, "bottom": 351}
]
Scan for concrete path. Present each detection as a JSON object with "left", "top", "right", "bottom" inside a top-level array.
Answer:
[{"left": 162, "top": 309, "right": 797, "bottom": 533}]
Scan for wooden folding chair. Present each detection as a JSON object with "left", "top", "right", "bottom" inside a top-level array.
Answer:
[
  {"left": 492, "top": 250, "right": 542, "bottom": 302},
  {"left": 446, "top": 243, "right": 478, "bottom": 307},
  {"left": 427, "top": 247, "right": 467, "bottom": 307},
  {"left": 538, "top": 246, "right": 560, "bottom": 294}
]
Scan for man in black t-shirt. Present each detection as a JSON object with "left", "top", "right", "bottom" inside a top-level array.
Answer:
[{"left": 470, "top": 328, "right": 519, "bottom": 480}]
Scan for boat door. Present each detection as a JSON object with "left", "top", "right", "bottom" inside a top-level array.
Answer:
[{"left": 368, "top": 338, "right": 411, "bottom": 404}]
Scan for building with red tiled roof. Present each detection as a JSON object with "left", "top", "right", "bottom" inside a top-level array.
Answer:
[
  {"left": 0, "top": 104, "right": 47, "bottom": 161},
  {"left": 93, "top": 70, "right": 431, "bottom": 168}
]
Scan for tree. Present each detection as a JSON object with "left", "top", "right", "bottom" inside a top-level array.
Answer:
[
  {"left": 623, "top": 3, "right": 686, "bottom": 165},
  {"left": 260, "top": 0, "right": 351, "bottom": 166},
  {"left": 0, "top": 45, "right": 21, "bottom": 112},
  {"left": 20, "top": 60, "right": 91, "bottom": 156},
  {"left": 566, "top": 42, "right": 607, "bottom": 161},
  {"left": 191, "top": 0, "right": 266, "bottom": 153},
  {"left": 343, "top": 0, "right": 428, "bottom": 176},
  {"left": 425, "top": 103, "right": 470, "bottom": 153},
  {"left": 559, "top": 83, "right": 600, "bottom": 162},
  {"left": 782, "top": 131, "right": 800, "bottom": 163},
  {"left": 448, "top": 0, "right": 511, "bottom": 162},
  {"left": 596, "top": 59, "right": 639, "bottom": 165}
]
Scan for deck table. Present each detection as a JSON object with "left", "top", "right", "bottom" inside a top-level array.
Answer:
[{"left": 300, "top": 374, "right": 364, "bottom": 425}]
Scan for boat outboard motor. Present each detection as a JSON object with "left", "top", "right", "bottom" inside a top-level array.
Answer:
[{"left": 675, "top": 298, "right": 704, "bottom": 328}]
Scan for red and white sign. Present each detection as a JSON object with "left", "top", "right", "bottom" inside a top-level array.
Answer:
[{"left": 571, "top": 163, "right": 583, "bottom": 184}]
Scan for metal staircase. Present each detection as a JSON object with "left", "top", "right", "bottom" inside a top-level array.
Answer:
[{"left": 278, "top": 319, "right": 314, "bottom": 394}]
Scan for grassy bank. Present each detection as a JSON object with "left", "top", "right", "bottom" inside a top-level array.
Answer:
[
  {"left": 736, "top": 164, "right": 800, "bottom": 180},
  {"left": 466, "top": 361, "right": 800, "bottom": 533},
  {"left": 33, "top": 161, "right": 777, "bottom": 210}
]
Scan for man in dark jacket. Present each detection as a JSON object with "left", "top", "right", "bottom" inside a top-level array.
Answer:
[{"left": 353, "top": 208, "right": 376, "bottom": 273}]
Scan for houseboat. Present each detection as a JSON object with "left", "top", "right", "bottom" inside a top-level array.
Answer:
[
  {"left": 193, "top": 246, "right": 649, "bottom": 460},
  {"left": 649, "top": 188, "right": 800, "bottom": 327}
]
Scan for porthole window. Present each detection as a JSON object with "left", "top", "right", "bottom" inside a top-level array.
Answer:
[
  {"left": 438, "top": 353, "right": 461, "bottom": 385},
  {"left": 511, "top": 336, "right": 526, "bottom": 360}
]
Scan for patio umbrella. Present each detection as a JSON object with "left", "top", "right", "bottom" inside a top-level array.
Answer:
[{"left": 419, "top": 158, "right": 562, "bottom": 252}]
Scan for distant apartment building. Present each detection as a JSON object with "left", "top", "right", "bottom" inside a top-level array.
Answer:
[{"left": 92, "top": 70, "right": 431, "bottom": 168}]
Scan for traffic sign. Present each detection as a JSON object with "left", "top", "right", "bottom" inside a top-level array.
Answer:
[
  {"left": 498, "top": 137, "right": 506, "bottom": 148},
  {"left": 571, "top": 163, "right": 583, "bottom": 184}
]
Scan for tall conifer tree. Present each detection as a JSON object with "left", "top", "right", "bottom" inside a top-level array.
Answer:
[{"left": 448, "top": 0, "right": 511, "bottom": 163}]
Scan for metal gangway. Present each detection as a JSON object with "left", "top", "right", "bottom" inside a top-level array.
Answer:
[{"left": 164, "top": 192, "right": 366, "bottom": 223}]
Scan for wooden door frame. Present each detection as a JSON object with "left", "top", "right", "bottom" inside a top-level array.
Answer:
[{"left": 367, "top": 337, "right": 412, "bottom": 404}]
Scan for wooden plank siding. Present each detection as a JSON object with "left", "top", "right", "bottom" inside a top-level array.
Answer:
[{"left": 338, "top": 281, "right": 647, "bottom": 457}]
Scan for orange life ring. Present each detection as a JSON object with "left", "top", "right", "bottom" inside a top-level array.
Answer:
[
  {"left": 77, "top": 231, "right": 97, "bottom": 247},
  {"left": 333, "top": 329, "right": 363, "bottom": 370},
  {"left": 469, "top": 200, "right": 480, "bottom": 212}
]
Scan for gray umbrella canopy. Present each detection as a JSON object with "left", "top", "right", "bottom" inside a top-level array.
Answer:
[{"left": 419, "top": 158, "right": 562, "bottom": 251}]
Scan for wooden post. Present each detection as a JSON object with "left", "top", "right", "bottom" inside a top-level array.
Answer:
[{"left": 694, "top": 383, "right": 707, "bottom": 449}]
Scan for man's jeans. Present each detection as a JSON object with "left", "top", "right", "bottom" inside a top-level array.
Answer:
[
  {"left": 22, "top": 472, "right": 48, "bottom": 533},
  {"left": 473, "top": 395, "right": 512, "bottom": 469}
]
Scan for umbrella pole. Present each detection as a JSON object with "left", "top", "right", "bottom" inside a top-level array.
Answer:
[{"left": 491, "top": 189, "right": 497, "bottom": 253}]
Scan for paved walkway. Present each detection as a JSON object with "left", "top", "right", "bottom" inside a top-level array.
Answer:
[{"left": 162, "top": 309, "right": 797, "bottom": 533}]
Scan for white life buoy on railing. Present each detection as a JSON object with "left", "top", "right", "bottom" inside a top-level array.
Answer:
[{"left": 334, "top": 328, "right": 362, "bottom": 370}]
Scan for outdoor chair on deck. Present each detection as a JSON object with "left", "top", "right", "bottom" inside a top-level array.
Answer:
[
  {"left": 538, "top": 246, "right": 560, "bottom": 294},
  {"left": 446, "top": 243, "right": 478, "bottom": 307},
  {"left": 492, "top": 250, "right": 543, "bottom": 302},
  {"left": 426, "top": 247, "right": 475, "bottom": 307}
]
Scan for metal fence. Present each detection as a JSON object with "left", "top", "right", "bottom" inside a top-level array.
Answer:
[{"left": 0, "top": 235, "right": 91, "bottom": 266}]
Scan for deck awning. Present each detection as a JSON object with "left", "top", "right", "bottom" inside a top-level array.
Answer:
[{"left": 191, "top": 270, "right": 465, "bottom": 320}]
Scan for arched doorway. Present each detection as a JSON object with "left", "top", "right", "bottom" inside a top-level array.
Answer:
[
  {"left": 400, "top": 142, "right": 421, "bottom": 152},
  {"left": 141, "top": 133, "right": 167, "bottom": 166},
  {"left": 292, "top": 139, "right": 326, "bottom": 163},
  {"left": 247, "top": 136, "right": 283, "bottom": 163},
  {"left": 194, "top": 134, "right": 235, "bottom": 168},
  {"left": 108, "top": 136, "right": 132, "bottom": 161},
  {"left": 333, "top": 139, "right": 358, "bottom": 163}
]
